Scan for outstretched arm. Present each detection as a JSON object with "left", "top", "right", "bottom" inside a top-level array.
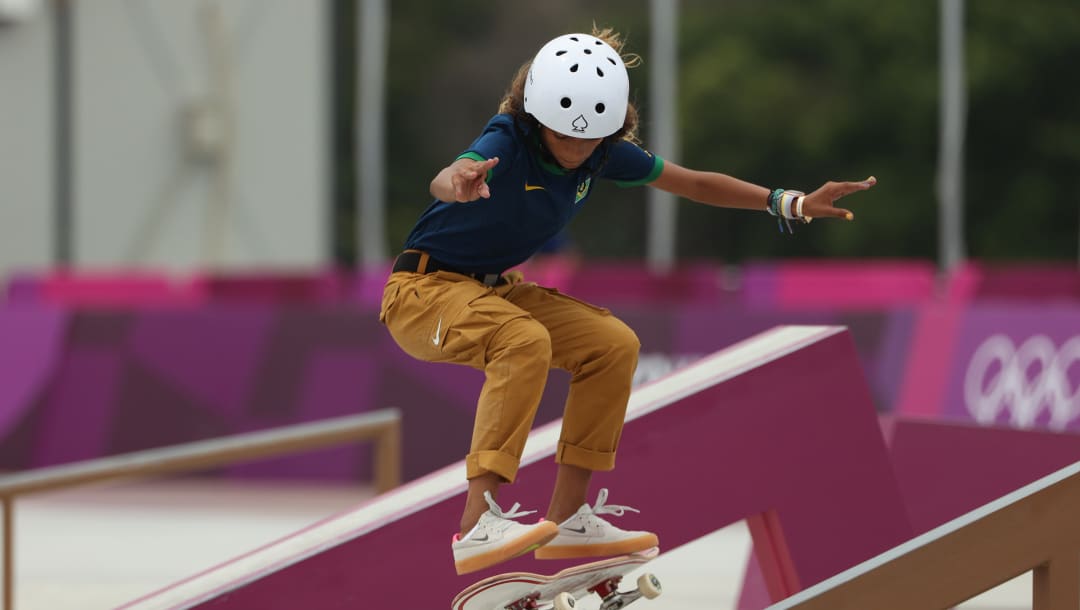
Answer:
[
  {"left": 430, "top": 157, "right": 501, "bottom": 202},
  {"left": 649, "top": 160, "right": 876, "bottom": 221}
]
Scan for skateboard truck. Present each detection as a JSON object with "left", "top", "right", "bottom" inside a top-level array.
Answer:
[
  {"left": 502, "top": 592, "right": 542, "bottom": 610},
  {"left": 498, "top": 573, "right": 662, "bottom": 610},
  {"left": 588, "top": 574, "right": 663, "bottom": 610}
]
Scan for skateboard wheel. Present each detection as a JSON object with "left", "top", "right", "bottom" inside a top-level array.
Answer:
[
  {"left": 552, "top": 591, "right": 576, "bottom": 610},
  {"left": 637, "top": 573, "right": 662, "bottom": 599}
]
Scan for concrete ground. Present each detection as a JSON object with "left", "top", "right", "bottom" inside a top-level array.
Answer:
[{"left": 15, "top": 480, "right": 1029, "bottom": 610}]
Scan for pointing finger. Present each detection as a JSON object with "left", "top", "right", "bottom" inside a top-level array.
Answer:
[
  {"left": 849, "top": 176, "right": 877, "bottom": 194},
  {"left": 833, "top": 176, "right": 877, "bottom": 200}
]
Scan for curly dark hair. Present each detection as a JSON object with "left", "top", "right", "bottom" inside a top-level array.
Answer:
[{"left": 497, "top": 25, "right": 641, "bottom": 144}]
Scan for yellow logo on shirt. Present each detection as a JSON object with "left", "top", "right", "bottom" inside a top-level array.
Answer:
[
  {"left": 525, "top": 183, "right": 545, "bottom": 192},
  {"left": 574, "top": 177, "right": 591, "bottom": 204}
]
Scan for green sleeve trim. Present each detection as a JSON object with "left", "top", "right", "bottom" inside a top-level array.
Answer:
[
  {"left": 456, "top": 151, "right": 494, "bottom": 182},
  {"left": 615, "top": 155, "right": 665, "bottom": 188}
]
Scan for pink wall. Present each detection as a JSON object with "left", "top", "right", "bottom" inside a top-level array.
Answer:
[{"left": 8, "top": 260, "right": 1076, "bottom": 309}]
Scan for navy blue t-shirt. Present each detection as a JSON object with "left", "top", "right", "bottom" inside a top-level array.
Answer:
[{"left": 403, "top": 114, "right": 664, "bottom": 274}]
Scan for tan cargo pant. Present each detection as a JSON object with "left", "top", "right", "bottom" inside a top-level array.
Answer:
[{"left": 379, "top": 269, "right": 640, "bottom": 483}]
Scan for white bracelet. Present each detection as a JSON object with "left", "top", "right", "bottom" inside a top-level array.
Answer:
[
  {"left": 781, "top": 190, "right": 804, "bottom": 220},
  {"left": 796, "top": 195, "right": 813, "bottom": 223}
]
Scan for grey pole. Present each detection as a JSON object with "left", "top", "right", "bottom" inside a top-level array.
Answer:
[
  {"left": 357, "top": 0, "right": 388, "bottom": 266},
  {"left": 647, "top": 0, "right": 679, "bottom": 274},
  {"left": 53, "top": 0, "right": 74, "bottom": 266},
  {"left": 937, "top": 0, "right": 967, "bottom": 272}
]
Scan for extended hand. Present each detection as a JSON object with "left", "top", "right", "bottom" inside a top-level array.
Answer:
[
  {"left": 449, "top": 157, "right": 500, "bottom": 202},
  {"left": 802, "top": 176, "right": 877, "bottom": 221}
]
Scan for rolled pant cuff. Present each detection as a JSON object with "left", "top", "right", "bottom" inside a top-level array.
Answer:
[
  {"left": 466, "top": 450, "right": 521, "bottom": 483},
  {"left": 557, "top": 442, "right": 616, "bottom": 471}
]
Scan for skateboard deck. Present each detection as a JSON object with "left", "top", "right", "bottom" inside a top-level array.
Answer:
[{"left": 452, "top": 546, "right": 661, "bottom": 610}]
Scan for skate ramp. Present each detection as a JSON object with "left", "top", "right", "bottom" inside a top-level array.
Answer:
[{"left": 121, "top": 325, "right": 912, "bottom": 609}]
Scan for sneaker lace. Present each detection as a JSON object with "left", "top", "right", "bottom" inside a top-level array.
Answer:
[
  {"left": 589, "top": 488, "right": 640, "bottom": 517},
  {"left": 483, "top": 491, "right": 536, "bottom": 520}
]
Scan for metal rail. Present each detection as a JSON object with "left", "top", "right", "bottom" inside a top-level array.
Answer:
[{"left": 0, "top": 409, "right": 402, "bottom": 610}]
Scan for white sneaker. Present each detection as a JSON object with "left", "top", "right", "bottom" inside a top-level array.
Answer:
[
  {"left": 452, "top": 491, "right": 558, "bottom": 575},
  {"left": 535, "top": 488, "right": 659, "bottom": 560}
]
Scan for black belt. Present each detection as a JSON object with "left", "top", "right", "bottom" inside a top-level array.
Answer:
[{"left": 392, "top": 251, "right": 508, "bottom": 287}]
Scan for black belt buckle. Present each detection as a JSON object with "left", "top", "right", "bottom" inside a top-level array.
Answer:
[{"left": 392, "top": 252, "right": 424, "bottom": 274}]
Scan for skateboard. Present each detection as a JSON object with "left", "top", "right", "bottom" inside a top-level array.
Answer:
[{"left": 451, "top": 546, "right": 661, "bottom": 610}]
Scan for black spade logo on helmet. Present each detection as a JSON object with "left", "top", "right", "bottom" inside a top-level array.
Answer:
[{"left": 571, "top": 114, "right": 589, "bottom": 133}]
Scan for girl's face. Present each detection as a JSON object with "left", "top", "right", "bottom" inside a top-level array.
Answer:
[{"left": 539, "top": 127, "right": 603, "bottom": 170}]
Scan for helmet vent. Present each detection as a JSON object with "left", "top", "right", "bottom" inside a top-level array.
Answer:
[
  {"left": 556, "top": 50, "right": 567, "bottom": 56},
  {"left": 569, "top": 36, "right": 579, "bottom": 42},
  {"left": 560, "top": 97, "right": 572, "bottom": 108},
  {"left": 607, "top": 57, "right": 617, "bottom": 66},
  {"left": 569, "top": 64, "right": 579, "bottom": 73},
  {"left": 584, "top": 48, "right": 592, "bottom": 55},
  {"left": 595, "top": 103, "right": 606, "bottom": 114},
  {"left": 596, "top": 67, "right": 604, "bottom": 77}
]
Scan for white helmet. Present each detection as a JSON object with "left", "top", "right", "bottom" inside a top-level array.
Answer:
[{"left": 524, "top": 33, "right": 629, "bottom": 139}]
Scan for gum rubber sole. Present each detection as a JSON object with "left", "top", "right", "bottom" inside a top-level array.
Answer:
[{"left": 455, "top": 521, "right": 560, "bottom": 575}]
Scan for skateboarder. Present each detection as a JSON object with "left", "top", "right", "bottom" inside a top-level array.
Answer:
[{"left": 379, "top": 27, "right": 876, "bottom": 575}]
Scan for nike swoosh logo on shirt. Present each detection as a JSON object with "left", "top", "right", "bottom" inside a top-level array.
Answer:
[
  {"left": 524, "top": 183, "right": 545, "bottom": 192},
  {"left": 432, "top": 318, "right": 442, "bottom": 346}
]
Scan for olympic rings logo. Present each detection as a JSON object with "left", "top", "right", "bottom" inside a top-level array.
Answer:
[{"left": 964, "top": 334, "right": 1080, "bottom": 430}]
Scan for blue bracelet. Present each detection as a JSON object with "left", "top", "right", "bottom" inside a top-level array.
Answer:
[{"left": 767, "top": 188, "right": 784, "bottom": 217}]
